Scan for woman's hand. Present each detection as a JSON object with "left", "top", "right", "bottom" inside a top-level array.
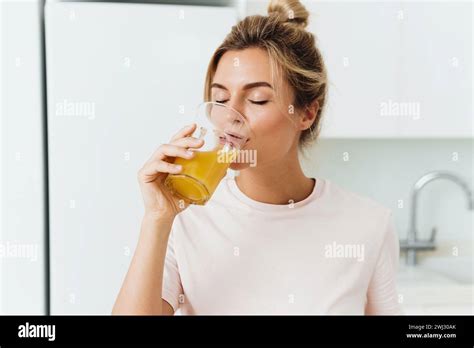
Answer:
[{"left": 137, "top": 123, "right": 204, "bottom": 221}]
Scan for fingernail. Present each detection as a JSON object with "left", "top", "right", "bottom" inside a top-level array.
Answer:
[
  {"left": 186, "top": 150, "right": 194, "bottom": 156},
  {"left": 175, "top": 165, "right": 182, "bottom": 171}
]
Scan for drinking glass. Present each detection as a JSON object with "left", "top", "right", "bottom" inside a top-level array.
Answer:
[{"left": 164, "top": 101, "right": 252, "bottom": 205}]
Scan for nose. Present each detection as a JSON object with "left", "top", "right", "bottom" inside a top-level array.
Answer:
[
  {"left": 223, "top": 109, "right": 242, "bottom": 128},
  {"left": 227, "top": 100, "right": 242, "bottom": 114},
  {"left": 226, "top": 100, "right": 246, "bottom": 122}
]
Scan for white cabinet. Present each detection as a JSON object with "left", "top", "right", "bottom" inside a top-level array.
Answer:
[
  {"left": 397, "top": 2, "right": 472, "bottom": 138},
  {"left": 300, "top": 1, "right": 472, "bottom": 138},
  {"left": 0, "top": 0, "right": 46, "bottom": 314},
  {"left": 312, "top": 1, "right": 402, "bottom": 138},
  {"left": 45, "top": 1, "right": 237, "bottom": 314}
]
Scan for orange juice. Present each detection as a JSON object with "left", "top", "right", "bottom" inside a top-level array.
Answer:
[{"left": 164, "top": 147, "right": 237, "bottom": 205}]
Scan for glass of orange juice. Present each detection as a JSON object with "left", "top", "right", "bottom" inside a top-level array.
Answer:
[{"left": 164, "top": 102, "right": 252, "bottom": 205}]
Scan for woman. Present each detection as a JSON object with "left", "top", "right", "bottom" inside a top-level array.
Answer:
[{"left": 112, "top": 0, "right": 401, "bottom": 315}]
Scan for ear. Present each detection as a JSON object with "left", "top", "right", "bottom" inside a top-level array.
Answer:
[{"left": 299, "top": 99, "right": 319, "bottom": 131}]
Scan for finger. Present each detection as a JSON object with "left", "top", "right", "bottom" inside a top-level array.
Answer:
[
  {"left": 159, "top": 144, "right": 195, "bottom": 160},
  {"left": 147, "top": 124, "right": 198, "bottom": 163},
  {"left": 147, "top": 140, "right": 195, "bottom": 163},
  {"left": 139, "top": 160, "right": 182, "bottom": 183},
  {"left": 170, "top": 123, "right": 197, "bottom": 142},
  {"left": 170, "top": 136, "right": 204, "bottom": 149}
]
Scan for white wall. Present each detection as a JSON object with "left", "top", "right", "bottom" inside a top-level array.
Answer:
[
  {"left": 304, "top": 139, "right": 473, "bottom": 246},
  {"left": 0, "top": 0, "right": 46, "bottom": 314}
]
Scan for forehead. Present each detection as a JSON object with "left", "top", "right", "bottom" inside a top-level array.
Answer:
[{"left": 213, "top": 48, "right": 273, "bottom": 87}]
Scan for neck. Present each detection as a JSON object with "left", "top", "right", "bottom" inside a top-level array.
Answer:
[{"left": 235, "top": 148, "right": 315, "bottom": 205}]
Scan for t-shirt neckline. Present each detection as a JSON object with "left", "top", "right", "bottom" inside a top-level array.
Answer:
[{"left": 226, "top": 176, "right": 324, "bottom": 212}]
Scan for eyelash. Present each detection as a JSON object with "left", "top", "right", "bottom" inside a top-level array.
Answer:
[{"left": 216, "top": 99, "right": 268, "bottom": 105}]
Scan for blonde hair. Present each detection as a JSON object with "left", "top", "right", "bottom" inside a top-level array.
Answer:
[{"left": 204, "top": 0, "right": 328, "bottom": 148}]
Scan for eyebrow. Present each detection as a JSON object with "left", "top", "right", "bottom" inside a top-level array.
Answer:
[{"left": 211, "top": 81, "right": 273, "bottom": 91}]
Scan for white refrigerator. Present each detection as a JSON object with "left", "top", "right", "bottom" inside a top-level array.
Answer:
[{"left": 45, "top": 1, "right": 237, "bottom": 314}]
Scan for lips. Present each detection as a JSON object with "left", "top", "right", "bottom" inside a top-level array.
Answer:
[
  {"left": 224, "top": 130, "right": 244, "bottom": 140},
  {"left": 221, "top": 131, "right": 249, "bottom": 145},
  {"left": 217, "top": 130, "right": 247, "bottom": 146}
]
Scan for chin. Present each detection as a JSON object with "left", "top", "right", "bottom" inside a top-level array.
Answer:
[{"left": 229, "top": 162, "right": 252, "bottom": 171}]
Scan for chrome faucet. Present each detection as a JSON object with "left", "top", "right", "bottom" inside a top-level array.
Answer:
[{"left": 400, "top": 171, "right": 474, "bottom": 266}]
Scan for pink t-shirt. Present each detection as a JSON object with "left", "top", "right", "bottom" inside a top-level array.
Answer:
[{"left": 162, "top": 176, "right": 402, "bottom": 315}]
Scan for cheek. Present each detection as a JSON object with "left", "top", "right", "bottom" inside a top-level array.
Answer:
[
  {"left": 232, "top": 109, "right": 296, "bottom": 169},
  {"left": 250, "top": 108, "right": 294, "bottom": 147}
]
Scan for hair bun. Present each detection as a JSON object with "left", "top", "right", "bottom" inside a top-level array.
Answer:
[{"left": 267, "top": 0, "right": 310, "bottom": 29}]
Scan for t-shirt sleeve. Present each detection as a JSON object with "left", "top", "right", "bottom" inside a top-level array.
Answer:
[
  {"left": 365, "top": 211, "right": 403, "bottom": 315},
  {"left": 161, "top": 226, "right": 184, "bottom": 313}
]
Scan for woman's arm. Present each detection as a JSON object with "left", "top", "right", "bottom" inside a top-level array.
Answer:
[
  {"left": 112, "top": 214, "right": 175, "bottom": 315},
  {"left": 112, "top": 124, "right": 204, "bottom": 315}
]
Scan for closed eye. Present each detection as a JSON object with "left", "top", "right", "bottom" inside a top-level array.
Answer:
[
  {"left": 249, "top": 100, "right": 268, "bottom": 105},
  {"left": 215, "top": 99, "right": 268, "bottom": 105}
]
